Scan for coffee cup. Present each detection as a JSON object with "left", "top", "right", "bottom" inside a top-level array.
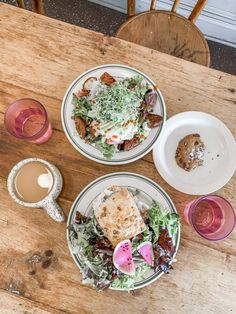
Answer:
[{"left": 7, "top": 158, "right": 65, "bottom": 222}]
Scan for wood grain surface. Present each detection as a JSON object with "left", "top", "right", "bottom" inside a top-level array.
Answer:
[{"left": 0, "top": 3, "right": 235, "bottom": 314}]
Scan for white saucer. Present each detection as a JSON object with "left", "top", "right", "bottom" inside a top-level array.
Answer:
[{"left": 153, "top": 111, "right": 236, "bottom": 195}]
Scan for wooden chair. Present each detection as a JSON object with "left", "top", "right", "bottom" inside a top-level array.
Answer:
[
  {"left": 16, "top": 0, "right": 45, "bottom": 14},
  {"left": 116, "top": 0, "right": 210, "bottom": 66}
]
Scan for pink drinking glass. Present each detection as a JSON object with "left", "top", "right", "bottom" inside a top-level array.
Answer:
[
  {"left": 4, "top": 98, "right": 52, "bottom": 144},
  {"left": 184, "top": 195, "right": 235, "bottom": 241}
]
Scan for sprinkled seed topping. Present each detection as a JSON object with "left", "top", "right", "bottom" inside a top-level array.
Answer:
[
  {"left": 188, "top": 146, "right": 205, "bottom": 162},
  {"left": 175, "top": 133, "right": 205, "bottom": 171}
]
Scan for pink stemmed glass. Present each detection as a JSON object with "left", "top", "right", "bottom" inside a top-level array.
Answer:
[
  {"left": 4, "top": 98, "right": 52, "bottom": 144},
  {"left": 184, "top": 195, "right": 235, "bottom": 241}
]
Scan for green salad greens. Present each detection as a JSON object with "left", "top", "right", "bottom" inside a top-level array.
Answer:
[
  {"left": 68, "top": 199, "right": 179, "bottom": 292},
  {"left": 148, "top": 201, "right": 180, "bottom": 239},
  {"left": 72, "top": 73, "right": 162, "bottom": 159},
  {"left": 111, "top": 264, "right": 150, "bottom": 290}
]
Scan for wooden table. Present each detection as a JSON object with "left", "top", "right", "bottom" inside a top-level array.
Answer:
[{"left": 0, "top": 3, "right": 235, "bottom": 314}]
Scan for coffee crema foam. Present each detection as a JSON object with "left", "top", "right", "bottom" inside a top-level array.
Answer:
[{"left": 14, "top": 161, "right": 53, "bottom": 203}]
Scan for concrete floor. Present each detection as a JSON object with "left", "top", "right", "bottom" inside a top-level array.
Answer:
[{"left": 1, "top": 0, "right": 236, "bottom": 75}]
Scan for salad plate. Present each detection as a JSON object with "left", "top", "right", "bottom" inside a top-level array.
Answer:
[
  {"left": 67, "top": 172, "right": 180, "bottom": 291},
  {"left": 153, "top": 111, "right": 236, "bottom": 195},
  {"left": 61, "top": 64, "right": 166, "bottom": 165}
]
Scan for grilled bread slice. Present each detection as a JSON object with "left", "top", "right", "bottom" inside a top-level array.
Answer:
[{"left": 94, "top": 187, "right": 146, "bottom": 247}]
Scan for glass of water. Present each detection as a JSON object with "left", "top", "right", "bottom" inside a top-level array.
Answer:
[
  {"left": 184, "top": 195, "right": 235, "bottom": 241},
  {"left": 4, "top": 98, "right": 52, "bottom": 144}
]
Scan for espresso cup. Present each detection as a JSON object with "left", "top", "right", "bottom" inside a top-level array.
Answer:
[{"left": 7, "top": 158, "right": 65, "bottom": 222}]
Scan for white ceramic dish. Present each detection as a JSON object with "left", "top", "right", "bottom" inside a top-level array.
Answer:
[
  {"left": 61, "top": 64, "right": 166, "bottom": 165},
  {"left": 67, "top": 172, "right": 180, "bottom": 291},
  {"left": 153, "top": 111, "right": 236, "bottom": 195}
]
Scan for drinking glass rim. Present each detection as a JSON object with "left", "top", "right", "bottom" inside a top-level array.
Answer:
[
  {"left": 189, "top": 194, "right": 236, "bottom": 241},
  {"left": 4, "top": 98, "right": 48, "bottom": 140}
]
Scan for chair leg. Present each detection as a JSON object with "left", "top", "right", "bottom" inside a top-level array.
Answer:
[
  {"left": 32, "top": 0, "right": 45, "bottom": 14},
  {"left": 16, "top": 0, "right": 25, "bottom": 8},
  {"left": 127, "top": 0, "right": 135, "bottom": 18}
]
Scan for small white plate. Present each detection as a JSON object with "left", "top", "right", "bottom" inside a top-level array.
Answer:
[
  {"left": 67, "top": 172, "right": 180, "bottom": 291},
  {"left": 153, "top": 111, "right": 236, "bottom": 195},
  {"left": 61, "top": 64, "right": 166, "bottom": 165}
]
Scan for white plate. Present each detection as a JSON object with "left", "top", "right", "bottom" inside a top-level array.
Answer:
[
  {"left": 153, "top": 111, "right": 236, "bottom": 195},
  {"left": 67, "top": 172, "right": 180, "bottom": 291},
  {"left": 61, "top": 64, "right": 166, "bottom": 165}
]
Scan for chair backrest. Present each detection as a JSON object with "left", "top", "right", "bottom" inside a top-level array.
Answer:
[{"left": 128, "top": 0, "right": 207, "bottom": 23}]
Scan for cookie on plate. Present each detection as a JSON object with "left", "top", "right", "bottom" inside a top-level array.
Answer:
[{"left": 175, "top": 134, "right": 205, "bottom": 172}]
